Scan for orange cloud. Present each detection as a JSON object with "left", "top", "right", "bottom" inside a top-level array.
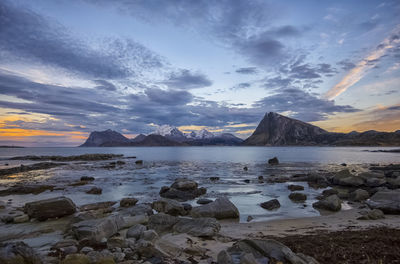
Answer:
[{"left": 325, "top": 25, "right": 400, "bottom": 100}]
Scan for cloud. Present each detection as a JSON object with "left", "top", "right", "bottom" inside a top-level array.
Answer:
[
  {"left": 162, "top": 69, "right": 212, "bottom": 90},
  {"left": 325, "top": 26, "right": 400, "bottom": 100},
  {"left": 337, "top": 59, "right": 356, "bottom": 71},
  {"left": 144, "top": 88, "right": 193, "bottom": 105},
  {"left": 0, "top": 1, "right": 163, "bottom": 79},
  {"left": 93, "top": 80, "right": 117, "bottom": 91},
  {"left": 254, "top": 88, "right": 359, "bottom": 122},
  {"left": 235, "top": 67, "right": 258, "bottom": 74}
]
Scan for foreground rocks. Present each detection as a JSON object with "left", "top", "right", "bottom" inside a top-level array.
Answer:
[
  {"left": 24, "top": 196, "right": 76, "bottom": 221},
  {"left": 159, "top": 178, "right": 206, "bottom": 201},
  {"left": 191, "top": 197, "right": 239, "bottom": 219},
  {"left": 260, "top": 199, "right": 281, "bottom": 210},
  {"left": 313, "top": 195, "right": 341, "bottom": 212},
  {"left": 0, "top": 163, "right": 64, "bottom": 177},
  {"left": 10, "top": 154, "right": 123, "bottom": 161},
  {"left": 218, "top": 239, "right": 319, "bottom": 264},
  {"left": 366, "top": 190, "right": 400, "bottom": 214},
  {"left": 0, "top": 184, "right": 54, "bottom": 196},
  {"left": 0, "top": 242, "right": 42, "bottom": 264}
]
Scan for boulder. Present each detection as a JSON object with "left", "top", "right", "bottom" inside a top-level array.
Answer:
[
  {"left": 268, "top": 157, "right": 279, "bottom": 165},
  {"left": 122, "top": 214, "right": 149, "bottom": 228},
  {"left": 357, "top": 209, "right": 385, "bottom": 220},
  {"left": 126, "top": 224, "right": 147, "bottom": 240},
  {"left": 191, "top": 197, "right": 239, "bottom": 219},
  {"left": 217, "top": 250, "right": 233, "bottom": 264},
  {"left": 260, "top": 199, "right": 280, "bottom": 210},
  {"left": 0, "top": 242, "right": 42, "bottom": 264},
  {"left": 135, "top": 160, "right": 143, "bottom": 164},
  {"left": 126, "top": 203, "right": 153, "bottom": 216},
  {"left": 387, "top": 177, "right": 400, "bottom": 189},
  {"left": 120, "top": 198, "right": 138, "bottom": 207},
  {"left": 288, "top": 192, "right": 307, "bottom": 202},
  {"left": 173, "top": 217, "right": 221, "bottom": 237},
  {"left": 288, "top": 185, "right": 304, "bottom": 191},
  {"left": 350, "top": 189, "right": 370, "bottom": 201},
  {"left": 151, "top": 198, "right": 186, "bottom": 216},
  {"left": 142, "top": 230, "right": 159, "bottom": 242},
  {"left": 148, "top": 213, "right": 179, "bottom": 234},
  {"left": 336, "top": 176, "right": 364, "bottom": 187},
  {"left": 24, "top": 196, "right": 76, "bottom": 221},
  {"left": 225, "top": 239, "right": 318, "bottom": 264},
  {"left": 13, "top": 214, "right": 29, "bottom": 223},
  {"left": 313, "top": 194, "right": 341, "bottom": 212},
  {"left": 86, "top": 187, "right": 102, "bottom": 195},
  {"left": 171, "top": 178, "right": 198, "bottom": 190},
  {"left": 366, "top": 190, "right": 400, "bottom": 214},
  {"left": 72, "top": 215, "right": 125, "bottom": 244}
]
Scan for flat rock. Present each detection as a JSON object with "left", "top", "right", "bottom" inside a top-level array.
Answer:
[
  {"left": 288, "top": 185, "right": 304, "bottom": 191},
  {"left": 173, "top": 217, "right": 221, "bottom": 237},
  {"left": 191, "top": 197, "right": 239, "bottom": 219},
  {"left": 366, "top": 190, "right": 400, "bottom": 214},
  {"left": 127, "top": 224, "right": 147, "bottom": 239},
  {"left": 197, "top": 198, "right": 213, "bottom": 205},
  {"left": 120, "top": 198, "right": 138, "bottom": 208},
  {"left": 288, "top": 192, "right": 307, "bottom": 202},
  {"left": 0, "top": 185, "right": 54, "bottom": 196},
  {"left": 148, "top": 213, "right": 179, "bottom": 234},
  {"left": 24, "top": 196, "right": 76, "bottom": 221},
  {"left": 80, "top": 201, "right": 116, "bottom": 211}
]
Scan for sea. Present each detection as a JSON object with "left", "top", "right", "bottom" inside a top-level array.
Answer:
[{"left": 0, "top": 146, "right": 399, "bottom": 222}]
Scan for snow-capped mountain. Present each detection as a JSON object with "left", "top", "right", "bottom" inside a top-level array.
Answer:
[
  {"left": 187, "top": 129, "right": 215, "bottom": 139},
  {"left": 152, "top": 125, "right": 187, "bottom": 142}
]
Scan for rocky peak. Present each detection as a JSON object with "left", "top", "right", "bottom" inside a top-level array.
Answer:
[{"left": 80, "top": 129, "right": 130, "bottom": 147}]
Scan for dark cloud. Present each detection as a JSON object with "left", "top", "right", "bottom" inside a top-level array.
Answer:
[
  {"left": 0, "top": 1, "right": 163, "bottom": 79},
  {"left": 266, "top": 25, "right": 302, "bottom": 37},
  {"left": 264, "top": 76, "right": 292, "bottom": 89},
  {"left": 230, "top": 82, "right": 251, "bottom": 91},
  {"left": 144, "top": 88, "right": 193, "bottom": 105},
  {"left": 93, "top": 80, "right": 117, "bottom": 91},
  {"left": 337, "top": 59, "right": 356, "bottom": 70},
  {"left": 254, "top": 88, "right": 359, "bottom": 121},
  {"left": 162, "top": 69, "right": 212, "bottom": 89},
  {"left": 235, "top": 67, "right": 258, "bottom": 74}
]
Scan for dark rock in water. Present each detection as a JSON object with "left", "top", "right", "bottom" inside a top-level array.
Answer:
[
  {"left": 173, "top": 217, "right": 221, "bottom": 237},
  {"left": 24, "top": 196, "right": 76, "bottom": 221},
  {"left": 191, "top": 197, "right": 239, "bottom": 219},
  {"left": 160, "top": 179, "right": 206, "bottom": 201},
  {"left": 222, "top": 239, "right": 319, "bottom": 264},
  {"left": 268, "top": 157, "right": 279, "bottom": 165},
  {"left": 0, "top": 184, "right": 54, "bottom": 196},
  {"left": 247, "top": 215, "right": 254, "bottom": 222},
  {"left": 197, "top": 198, "right": 213, "bottom": 205},
  {"left": 260, "top": 199, "right": 280, "bottom": 210},
  {"left": 288, "top": 184, "right": 304, "bottom": 191},
  {"left": 258, "top": 176, "right": 264, "bottom": 180},
  {"left": 80, "top": 176, "right": 95, "bottom": 181},
  {"left": 210, "top": 177, "right": 220, "bottom": 181},
  {"left": 135, "top": 160, "right": 143, "bottom": 165},
  {"left": 0, "top": 242, "right": 42, "bottom": 264},
  {"left": 322, "top": 189, "right": 339, "bottom": 196},
  {"left": 152, "top": 198, "right": 186, "bottom": 216},
  {"left": 243, "top": 179, "right": 250, "bottom": 183},
  {"left": 120, "top": 198, "right": 138, "bottom": 207},
  {"left": 341, "top": 163, "right": 347, "bottom": 166},
  {"left": 86, "top": 187, "right": 102, "bottom": 195},
  {"left": 243, "top": 166, "right": 248, "bottom": 171},
  {"left": 289, "top": 192, "right": 307, "bottom": 202},
  {"left": 313, "top": 194, "right": 341, "bottom": 212},
  {"left": 366, "top": 190, "right": 400, "bottom": 214}
]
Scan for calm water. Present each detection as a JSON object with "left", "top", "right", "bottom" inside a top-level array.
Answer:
[{"left": 0, "top": 146, "right": 399, "bottom": 222}]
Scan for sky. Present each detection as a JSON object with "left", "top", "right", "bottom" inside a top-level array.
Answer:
[{"left": 0, "top": 0, "right": 399, "bottom": 146}]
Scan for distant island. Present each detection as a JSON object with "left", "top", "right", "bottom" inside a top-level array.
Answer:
[
  {"left": 80, "top": 112, "right": 400, "bottom": 147},
  {"left": 0, "top": 145, "right": 25, "bottom": 148}
]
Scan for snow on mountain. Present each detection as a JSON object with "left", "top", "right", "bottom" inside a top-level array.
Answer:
[
  {"left": 187, "top": 129, "right": 215, "bottom": 139},
  {"left": 153, "top": 125, "right": 185, "bottom": 137}
]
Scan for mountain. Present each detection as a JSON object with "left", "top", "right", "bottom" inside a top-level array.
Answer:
[
  {"left": 243, "top": 112, "right": 400, "bottom": 146},
  {"left": 187, "top": 129, "right": 215, "bottom": 139},
  {"left": 189, "top": 133, "right": 244, "bottom": 146},
  {"left": 131, "top": 134, "right": 186, "bottom": 146},
  {"left": 244, "top": 112, "right": 327, "bottom": 145},
  {"left": 131, "top": 134, "right": 146, "bottom": 143},
  {"left": 152, "top": 125, "right": 187, "bottom": 142},
  {"left": 80, "top": 129, "right": 131, "bottom": 147}
]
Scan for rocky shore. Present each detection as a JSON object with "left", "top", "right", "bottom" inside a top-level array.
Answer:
[{"left": 0, "top": 154, "right": 399, "bottom": 263}]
